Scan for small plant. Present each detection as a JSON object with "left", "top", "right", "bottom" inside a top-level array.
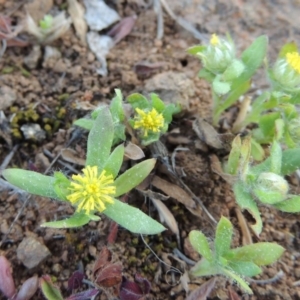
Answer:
[
  {"left": 189, "top": 34, "right": 267, "bottom": 126},
  {"left": 74, "top": 90, "right": 180, "bottom": 146},
  {"left": 224, "top": 134, "right": 300, "bottom": 235},
  {"left": 0, "top": 256, "right": 39, "bottom": 299},
  {"left": 188, "top": 217, "right": 284, "bottom": 294},
  {"left": 2, "top": 107, "right": 165, "bottom": 234},
  {"left": 127, "top": 93, "right": 180, "bottom": 145}
]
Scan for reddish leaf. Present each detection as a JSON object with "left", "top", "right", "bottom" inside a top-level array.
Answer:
[
  {"left": 0, "top": 256, "right": 16, "bottom": 298},
  {"left": 120, "top": 274, "right": 151, "bottom": 300},
  {"left": 93, "top": 247, "right": 112, "bottom": 279},
  {"left": 68, "top": 270, "right": 85, "bottom": 291},
  {"left": 107, "top": 16, "right": 137, "bottom": 44},
  {"left": 95, "top": 263, "right": 122, "bottom": 288},
  {"left": 65, "top": 289, "right": 99, "bottom": 300},
  {"left": 107, "top": 221, "right": 119, "bottom": 245},
  {"left": 186, "top": 277, "right": 216, "bottom": 300},
  {"left": 16, "top": 276, "right": 39, "bottom": 300}
]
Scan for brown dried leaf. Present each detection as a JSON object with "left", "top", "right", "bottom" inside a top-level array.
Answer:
[
  {"left": 93, "top": 246, "right": 112, "bottom": 279},
  {"left": 133, "top": 61, "right": 165, "bottom": 76},
  {"left": 185, "top": 277, "right": 216, "bottom": 300},
  {"left": 95, "top": 263, "right": 122, "bottom": 288},
  {"left": 151, "top": 198, "right": 179, "bottom": 236},
  {"left": 235, "top": 207, "right": 253, "bottom": 245},
  {"left": 124, "top": 142, "right": 145, "bottom": 160},
  {"left": 209, "top": 154, "right": 236, "bottom": 185},
  {"left": 228, "top": 286, "right": 241, "bottom": 300},
  {"left": 192, "top": 118, "right": 223, "bottom": 149},
  {"left": 61, "top": 148, "right": 85, "bottom": 166},
  {"left": 67, "top": 0, "right": 87, "bottom": 45},
  {"left": 151, "top": 175, "right": 195, "bottom": 208},
  {"left": 107, "top": 15, "right": 137, "bottom": 44}
]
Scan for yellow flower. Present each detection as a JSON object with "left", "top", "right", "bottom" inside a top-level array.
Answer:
[
  {"left": 286, "top": 52, "right": 300, "bottom": 74},
  {"left": 67, "top": 166, "right": 115, "bottom": 214},
  {"left": 210, "top": 34, "right": 219, "bottom": 46},
  {"left": 133, "top": 108, "right": 164, "bottom": 137}
]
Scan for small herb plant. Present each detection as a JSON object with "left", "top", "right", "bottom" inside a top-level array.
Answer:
[
  {"left": 2, "top": 107, "right": 165, "bottom": 234},
  {"left": 127, "top": 93, "right": 180, "bottom": 145},
  {"left": 74, "top": 89, "right": 180, "bottom": 146},
  {"left": 189, "top": 217, "right": 284, "bottom": 294}
]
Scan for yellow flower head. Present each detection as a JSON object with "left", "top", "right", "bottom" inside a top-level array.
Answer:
[
  {"left": 67, "top": 166, "right": 115, "bottom": 214},
  {"left": 286, "top": 52, "right": 300, "bottom": 74},
  {"left": 210, "top": 34, "right": 219, "bottom": 46},
  {"left": 133, "top": 108, "right": 164, "bottom": 137}
]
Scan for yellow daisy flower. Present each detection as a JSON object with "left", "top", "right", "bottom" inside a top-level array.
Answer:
[
  {"left": 286, "top": 51, "right": 300, "bottom": 74},
  {"left": 67, "top": 166, "right": 115, "bottom": 214},
  {"left": 133, "top": 108, "right": 164, "bottom": 137},
  {"left": 210, "top": 33, "right": 220, "bottom": 46}
]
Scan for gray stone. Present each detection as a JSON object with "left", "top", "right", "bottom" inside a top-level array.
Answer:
[{"left": 17, "top": 237, "right": 51, "bottom": 269}]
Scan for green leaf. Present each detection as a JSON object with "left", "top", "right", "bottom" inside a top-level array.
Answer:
[
  {"left": 215, "top": 217, "right": 233, "bottom": 257},
  {"left": 227, "top": 135, "right": 241, "bottom": 175},
  {"left": 73, "top": 118, "right": 94, "bottom": 130},
  {"left": 151, "top": 93, "right": 165, "bottom": 113},
  {"left": 214, "top": 80, "right": 250, "bottom": 125},
  {"left": 187, "top": 45, "right": 206, "bottom": 55},
  {"left": 162, "top": 104, "right": 180, "bottom": 124},
  {"left": 252, "top": 148, "right": 300, "bottom": 176},
  {"left": 258, "top": 112, "right": 280, "bottom": 137},
  {"left": 228, "top": 261, "right": 262, "bottom": 277},
  {"left": 127, "top": 93, "right": 149, "bottom": 110},
  {"left": 228, "top": 242, "right": 284, "bottom": 266},
  {"left": 251, "top": 138, "right": 265, "bottom": 161},
  {"left": 189, "top": 230, "right": 213, "bottom": 262},
  {"left": 221, "top": 268, "right": 253, "bottom": 294},
  {"left": 198, "top": 68, "right": 215, "bottom": 82},
  {"left": 110, "top": 89, "right": 124, "bottom": 122},
  {"left": 41, "top": 213, "right": 91, "bottom": 228},
  {"left": 53, "top": 172, "right": 70, "bottom": 200},
  {"left": 190, "top": 258, "right": 219, "bottom": 277},
  {"left": 273, "top": 195, "right": 300, "bottom": 212},
  {"left": 114, "top": 159, "right": 156, "bottom": 197},
  {"left": 233, "top": 181, "right": 262, "bottom": 235},
  {"left": 104, "top": 199, "right": 165, "bottom": 234},
  {"left": 270, "top": 141, "right": 282, "bottom": 174},
  {"left": 40, "top": 276, "right": 64, "bottom": 300},
  {"left": 278, "top": 42, "right": 298, "bottom": 59},
  {"left": 86, "top": 107, "right": 114, "bottom": 171},
  {"left": 212, "top": 79, "right": 231, "bottom": 95},
  {"left": 2, "top": 169, "right": 58, "bottom": 199},
  {"left": 103, "top": 144, "right": 124, "bottom": 179},
  {"left": 232, "top": 35, "right": 268, "bottom": 89}
]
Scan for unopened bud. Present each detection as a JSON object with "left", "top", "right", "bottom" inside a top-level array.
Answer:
[{"left": 253, "top": 172, "right": 289, "bottom": 204}]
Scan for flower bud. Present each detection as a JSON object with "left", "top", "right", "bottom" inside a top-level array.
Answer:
[
  {"left": 272, "top": 52, "right": 300, "bottom": 92},
  {"left": 253, "top": 172, "right": 289, "bottom": 204},
  {"left": 288, "top": 117, "right": 300, "bottom": 144},
  {"left": 197, "top": 34, "right": 236, "bottom": 74}
]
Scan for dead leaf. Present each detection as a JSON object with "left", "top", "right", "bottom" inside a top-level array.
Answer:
[
  {"left": 61, "top": 148, "right": 86, "bottom": 166},
  {"left": 185, "top": 277, "right": 216, "bottom": 300},
  {"left": 232, "top": 96, "right": 251, "bottom": 133},
  {"left": 107, "top": 15, "right": 137, "bottom": 44},
  {"left": 235, "top": 207, "right": 253, "bottom": 245},
  {"left": 133, "top": 61, "right": 165, "bottom": 76},
  {"left": 67, "top": 0, "right": 87, "bottom": 45},
  {"left": 209, "top": 154, "right": 236, "bottom": 185},
  {"left": 192, "top": 118, "right": 223, "bottom": 149},
  {"left": 124, "top": 142, "right": 145, "bottom": 160},
  {"left": 151, "top": 198, "right": 179, "bottom": 236},
  {"left": 152, "top": 175, "right": 195, "bottom": 209},
  {"left": 228, "top": 286, "right": 241, "bottom": 300},
  {"left": 93, "top": 246, "right": 122, "bottom": 288}
]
